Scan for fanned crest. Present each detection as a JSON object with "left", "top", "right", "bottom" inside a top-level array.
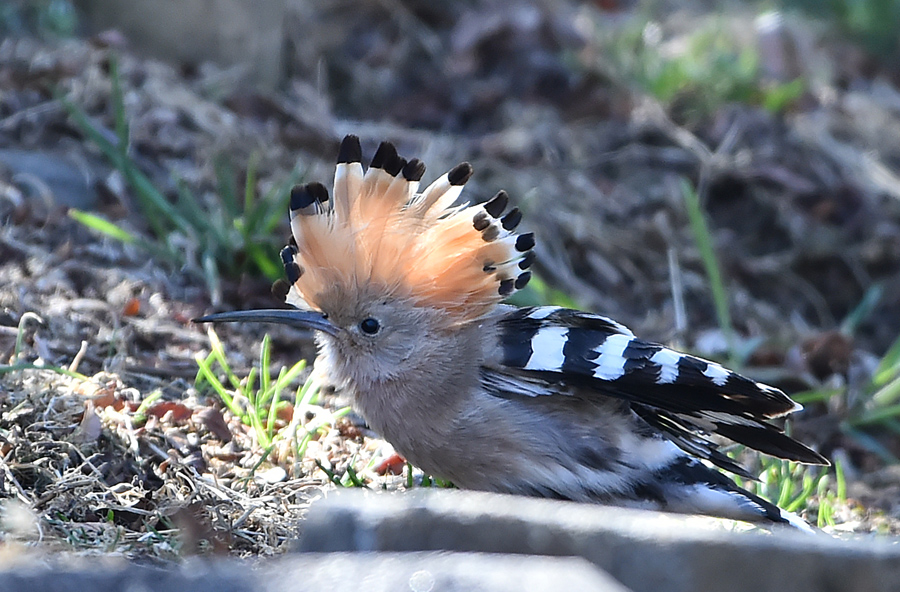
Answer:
[{"left": 279, "top": 135, "right": 534, "bottom": 325}]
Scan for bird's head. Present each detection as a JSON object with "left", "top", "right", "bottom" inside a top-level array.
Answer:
[{"left": 195, "top": 135, "right": 535, "bottom": 382}]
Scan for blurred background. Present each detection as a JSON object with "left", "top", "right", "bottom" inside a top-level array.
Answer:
[{"left": 3, "top": 0, "right": 900, "bottom": 556}]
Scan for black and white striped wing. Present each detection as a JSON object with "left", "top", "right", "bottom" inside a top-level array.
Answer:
[{"left": 485, "top": 306, "right": 827, "bottom": 471}]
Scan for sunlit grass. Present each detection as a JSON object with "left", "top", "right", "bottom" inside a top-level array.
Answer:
[{"left": 62, "top": 55, "right": 302, "bottom": 304}]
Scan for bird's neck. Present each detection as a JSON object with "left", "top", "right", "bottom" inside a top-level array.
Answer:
[{"left": 317, "top": 324, "right": 486, "bottom": 452}]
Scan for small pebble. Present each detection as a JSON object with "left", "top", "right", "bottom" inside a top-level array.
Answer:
[{"left": 257, "top": 466, "right": 287, "bottom": 484}]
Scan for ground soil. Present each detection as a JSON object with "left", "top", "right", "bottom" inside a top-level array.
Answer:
[{"left": 2, "top": 1, "right": 900, "bottom": 559}]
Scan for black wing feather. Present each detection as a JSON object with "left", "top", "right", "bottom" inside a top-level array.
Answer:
[{"left": 489, "top": 306, "right": 827, "bottom": 468}]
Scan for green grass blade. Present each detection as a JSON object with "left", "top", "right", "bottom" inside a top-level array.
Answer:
[
  {"left": 872, "top": 375, "right": 900, "bottom": 406},
  {"left": 873, "top": 333, "right": 900, "bottom": 387},
  {"left": 214, "top": 156, "right": 239, "bottom": 218},
  {"left": 61, "top": 93, "right": 192, "bottom": 240},
  {"left": 124, "top": 163, "right": 194, "bottom": 236},
  {"left": 790, "top": 387, "right": 843, "bottom": 406},
  {"left": 68, "top": 209, "right": 181, "bottom": 264},
  {"left": 243, "top": 153, "right": 259, "bottom": 222},
  {"left": 59, "top": 95, "right": 130, "bottom": 177},
  {"left": 107, "top": 58, "right": 194, "bottom": 237},
  {"left": 0, "top": 363, "right": 88, "bottom": 379},
  {"left": 776, "top": 461, "right": 794, "bottom": 508},
  {"left": 342, "top": 461, "right": 366, "bottom": 488},
  {"left": 274, "top": 361, "right": 307, "bottom": 396},
  {"left": 244, "top": 366, "right": 258, "bottom": 403},
  {"left": 259, "top": 334, "right": 272, "bottom": 397},
  {"left": 206, "top": 328, "right": 245, "bottom": 394},
  {"left": 818, "top": 498, "right": 834, "bottom": 529},
  {"left": 784, "top": 469, "right": 819, "bottom": 513},
  {"left": 295, "top": 365, "right": 319, "bottom": 408},
  {"left": 194, "top": 352, "right": 241, "bottom": 416},
  {"left": 246, "top": 394, "right": 270, "bottom": 448},
  {"left": 246, "top": 445, "right": 275, "bottom": 478},
  {"left": 172, "top": 178, "right": 218, "bottom": 239},
  {"left": 315, "top": 460, "right": 342, "bottom": 487},
  {"left": 67, "top": 209, "right": 135, "bottom": 244},
  {"left": 202, "top": 250, "right": 222, "bottom": 304},
  {"left": 681, "top": 178, "right": 735, "bottom": 362},
  {"left": 840, "top": 283, "right": 882, "bottom": 336},
  {"left": 244, "top": 242, "right": 281, "bottom": 280},
  {"left": 295, "top": 428, "right": 315, "bottom": 459},
  {"left": 835, "top": 457, "right": 846, "bottom": 502},
  {"left": 848, "top": 402, "right": 900, "bottom": 427},
  {"left": 132, "top": 390, "right": 163, "bottom": 426},
  {"left": 265, "top": 367, "right": 286, "bottom": 441}
]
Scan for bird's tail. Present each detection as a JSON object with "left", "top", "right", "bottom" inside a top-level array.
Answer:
[{"left": 654, "top": 457, "right": 815, "bottom": 533}]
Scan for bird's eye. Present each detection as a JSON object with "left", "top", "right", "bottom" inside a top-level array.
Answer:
[{"left": 359, "top": 317, "right": 380, "bottom": 335}]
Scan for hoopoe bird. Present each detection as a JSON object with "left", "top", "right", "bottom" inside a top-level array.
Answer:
[{"left": 196, "top": 135, "right": 828, "bottom": 529}]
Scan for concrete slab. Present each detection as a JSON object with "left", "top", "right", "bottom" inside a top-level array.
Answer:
[
  {"left": 0, "top": 552, "right": 624, "bottom": 592},
  {"left": 297, "top": 489, "right": 900, "bottom": 592},
  {"left": 268, "top": 552, "right": 628, "bottom": 591}
]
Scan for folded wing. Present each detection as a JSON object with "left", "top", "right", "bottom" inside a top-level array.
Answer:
[{"left": 483, "top": 306, "right": 827, "bottom": 475}]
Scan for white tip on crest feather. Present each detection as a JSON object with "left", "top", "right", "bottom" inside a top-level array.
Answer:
[{"left": 333, "top": 161, "right": 363, "bottom": 222}]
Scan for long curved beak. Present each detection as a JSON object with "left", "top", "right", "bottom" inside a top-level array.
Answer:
[{"left": 193, "top": 309, "right": 339, "bottom": 337}]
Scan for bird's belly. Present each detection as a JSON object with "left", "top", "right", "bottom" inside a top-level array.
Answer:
[{"left": 367, "top": 393, "right": 681, "bottom": 502}]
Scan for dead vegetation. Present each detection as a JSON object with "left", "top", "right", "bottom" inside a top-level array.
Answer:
[{"left": 2, "top": 0, "right": 900, "bottom": 559}]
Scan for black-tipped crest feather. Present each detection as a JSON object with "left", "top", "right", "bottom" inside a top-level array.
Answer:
[
  {"left": 403, "top": 158, "right": 426, "bottom": 181},
  {"left": 290, "top": 185, "right": 316, "bottom": 211},
  {"left": 448, "top": 162, "right": 473, "bottom": 185},
  {"left": 337, "top": 135, "right": 362, "bottom": 164},
  {"left": 515, "top": 233, "right": 535, "bottom": 252},
  {"left": 484, "top": 191, "right": 508, "bottom": 217},
  {"left": 370, "top": 141, "right": 396, "bottom": 170}
]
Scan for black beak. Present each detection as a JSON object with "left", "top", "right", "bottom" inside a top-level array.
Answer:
[{"left": 193, "top": 309, "right": 339, "bottom": 337}]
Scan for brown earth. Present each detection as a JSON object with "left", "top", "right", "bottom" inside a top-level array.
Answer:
[{"left": 2, "top": 1, "right": 900, "bottom": 559}]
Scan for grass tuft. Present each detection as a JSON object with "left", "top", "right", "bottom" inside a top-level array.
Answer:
[
  {"left": 735, "top": 451, "right": 847, "bottom": 527},
  {"left": 62, "top": 55, "right": 302, "bottom": 303},
  {"left": 194, "top": 328, "right": 364, "bottom": 485},
  {"left": 594, "top": 13, "right": 805, "bottom": 121},
  {"left": 195, "top": 328, "right": 311, "bottom": 449}
]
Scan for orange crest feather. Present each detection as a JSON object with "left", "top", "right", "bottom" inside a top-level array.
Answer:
[{"left": 281, "top": 136, "right": 535, "bottom": 324}]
